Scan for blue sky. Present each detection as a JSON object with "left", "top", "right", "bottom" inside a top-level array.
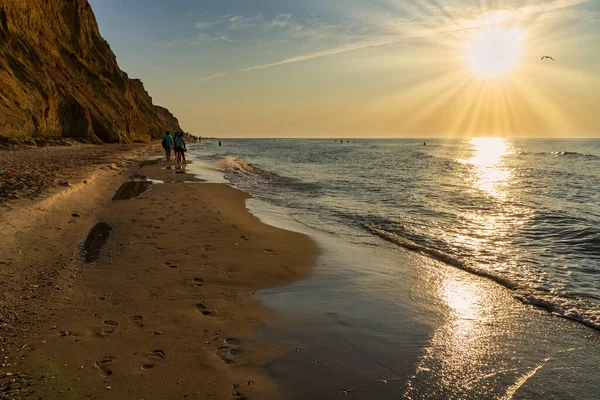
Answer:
[{"left": 89, "top": 0, "right": 600, "bottom": 137}]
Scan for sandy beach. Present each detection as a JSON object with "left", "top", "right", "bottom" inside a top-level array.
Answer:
[
  {"left": 0, "top": 145, "right": 315, "bottom": 399},
  {"left": 3, "top": 0, "right": 599, "bottom": 398}
]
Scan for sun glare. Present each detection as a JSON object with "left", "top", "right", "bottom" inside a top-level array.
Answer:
[{"left": 465, "top": 27, "right": 526, "bottom": 78}]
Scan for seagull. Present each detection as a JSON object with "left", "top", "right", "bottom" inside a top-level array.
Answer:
[{"left": 541, "top": 56, "right": 554, "bottom": 61}]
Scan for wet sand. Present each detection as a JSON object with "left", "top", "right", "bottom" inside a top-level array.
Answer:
[
  {"left": 0, "top": 149, "right": 315, "bottom": 399},
  {"left": 248, "top": 199, "right": 600, "bottom": 400}
]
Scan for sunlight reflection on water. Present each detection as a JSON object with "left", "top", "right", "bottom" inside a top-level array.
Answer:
[
  {"left": 464, "top": 137, "right": 511, "bottom": 198},
  {"left": 443, "top": 138, "right": 524, "bottom": 275},
  {"left": 405, "top": 271, "right": 512, "bottom": 399}
]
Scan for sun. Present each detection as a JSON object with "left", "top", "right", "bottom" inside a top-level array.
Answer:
[{"left": 465, "top": 27, "right": 527, "bottom": 78}]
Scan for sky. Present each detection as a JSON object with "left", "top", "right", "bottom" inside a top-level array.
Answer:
[{"left": 88, "top": 0, "right": 600, "bottom": 138}]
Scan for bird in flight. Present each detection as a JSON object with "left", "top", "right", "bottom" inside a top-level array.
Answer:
[{"left": 541, "top": 56, "right": 554, "bottom": 61}]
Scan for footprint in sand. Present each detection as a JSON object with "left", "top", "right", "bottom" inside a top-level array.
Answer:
[
  {"left": 141, "top": 363, "right": 155, "bottom": 370},
  {"left": 239, "top": 236, "right": 249, "bottom": 242},
  {"left": 216, "top": 338, "right": 243, "bottom": 365},
  {"left": 100, "top": 320, "right": 118, "bottom": 337},
  {"left": 195, "top": 303, "right": 216, "bottom": 316},
  {"left": 95, "top": 356, "right": 115, "bottom": 377},
  {"left": 232, "top": 391, "right": 247, "bottom": 400},
  {"left": 141, "top": 350, "right": 166, "bottom": 370},
  {"left": 133, "top": 315, "right": 144, "bottom": 328},
  {"left": 150, "top": 349, "right": 166, "bottom": 360},
  {"left": 193, "top": 278, "right": 204, "bottom": 287},
  {"left": 225, "top": 338, "right": 241, "bottom": 346},
  {"left": 264, "top": 249, "right": 276, "bottom": 255},
  {"left": 165, "top": 262, "right": 178, "bottom": 269}
]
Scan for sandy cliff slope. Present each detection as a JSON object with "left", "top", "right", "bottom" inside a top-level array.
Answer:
[{"left": 0, "top": 0, "right": 181, "bottom": 143}]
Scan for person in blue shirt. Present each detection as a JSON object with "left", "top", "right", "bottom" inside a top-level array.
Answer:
[
  {"left": 174, "top": 132, "right": 187, "bottom": 164},
  {"left": 162, "top": 131, "right": 173, "bottom": 161}
]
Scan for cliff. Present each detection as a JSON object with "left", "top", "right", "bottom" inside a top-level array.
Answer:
[{"left": 0, "top": 0, "right": 181, "bottom": 143}]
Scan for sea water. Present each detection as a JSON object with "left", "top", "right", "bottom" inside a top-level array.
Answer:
[
  {"left": 189, "top": 138, "right": 600, "bottom": 330},
  {"left": 185, "top": 138, "right": 600, "bottom": 399}
]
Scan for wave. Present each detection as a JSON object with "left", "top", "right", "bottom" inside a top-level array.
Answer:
[
  {"left": 516, "top": 294, "right": 600, "bottom": 331},
  {"left": 514, "top": 151, "right": 599, "bottom": 159},
  {"left": 211, "top": 155, "right": 323, "bottom": 196},
  {"left": 365, "top": 224, "right": 600, "bottom": 331},
  {"left": 213, "top": 156, "right": 263, "bottom": 175},
  {"left": 204, "top": 153, "right": 600, "bottom": 332},
  {"left": 365, "top": 225, "right": 517, "bottom": 289},
  {"left": 365, "top": 225, "right": 461, "bottom": 266}
]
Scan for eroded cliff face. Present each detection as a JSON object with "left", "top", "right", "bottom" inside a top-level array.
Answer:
[{"left": 0, "top": 0, "right": 181, "bottom": 143}]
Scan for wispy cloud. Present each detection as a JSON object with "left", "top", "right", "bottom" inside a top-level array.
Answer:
[
  {"left": 198, "top": 0, "right": 591, "bottom": 81},
  {"left": 194, "top": 20, "right": 221, "bottom": 30},
  {"left": 226, "top": 14, "right": 265, "bottom": 30},
  {"left": 193, "top": 13, "right": 366, "bottom": 41},
  {"left": 452, "top": 0, "right": 590, "bottom": 28},
  {"left": 194, "top": 14, "right": 266, "bottom": 32},
  {"left": 196, "top": 33, "right": 232, "bottom": 43},
  {"left": 268, "top": 14, "right": 292, "bottom": 29},
  {"left": 154, "top": 32, "right": 232, "bottom": 47},
  {"left": 240, "top": 36, "right": 406, "bottom": 72},
  {"left": 198, "top": 72, "right": 228, "bottom": 82}
]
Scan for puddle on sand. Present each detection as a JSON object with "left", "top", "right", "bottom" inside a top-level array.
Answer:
[
  {"left": 81, "top": 222, "right": 112, "bottom": 263},
  {"left": 130, "top": 173, "right": 148, "bottom": 181},
  {"left": 113, "top": 181, "right": 153, "bottom": 200},
  {"left": 139, "top": 159, "right": 162, "bottom": 168},
  {"left": 129, "top": 174, "right": 164, "bottom": 185}
]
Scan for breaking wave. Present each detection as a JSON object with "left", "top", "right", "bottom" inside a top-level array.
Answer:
[
  {"left": 365, "top": 224, "right": 600, "bottom": 331},
  {"left": 514, "top": 151, "right": 599, "bottom": 159},
  {"left": 211, "top": 155, "right": 322, "bottom": 195},
  {"left": 213, "top": 156, "right": 263, "bottom": 175}
]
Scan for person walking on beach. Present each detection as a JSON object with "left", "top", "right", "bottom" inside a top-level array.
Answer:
[
  {"left": 173, "top": 132, "right": 181, "bottom": 163},
  {"left": 174, "top": 132, "right": 187, "bottom": 164},
  {"left": 162, "top": 131, "right": 173, "bottom": 161}
]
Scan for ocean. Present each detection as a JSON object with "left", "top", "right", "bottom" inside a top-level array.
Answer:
[{"left": 188, "top": 138, "right": 600, "bottom": 331}]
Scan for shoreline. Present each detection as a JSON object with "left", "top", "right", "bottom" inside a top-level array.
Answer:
[
  {"left": 185, "top": 141, "right": 600, "bottom": 399},
  {"left": 0, "top": 147, "right": 316, "bottom": 399},
  {"left": 5, "top": 141, "right": 600, "bottom": 399},
  {"left": 244, "top": 197, "right": 600, "bottom": 399},
  {"left": 189, "top": 142, "right": 600, "bottom": 334}
]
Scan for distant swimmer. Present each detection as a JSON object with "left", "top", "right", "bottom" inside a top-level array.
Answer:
[
  {"left": 541, "top": 56, "right": 554, "bottom": 61},
  {"left": 218, "top": 141, "right": 222, "bottom": 147},
  {"left": 423, "top": 142, "right": 427, "bottom": 146}
]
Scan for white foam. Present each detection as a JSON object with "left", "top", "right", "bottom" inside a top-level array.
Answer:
[
  {"left": 184, "top": 157, "right": 227, "bottom": 183},
  {"left": 213, "top": 156, "right": 256, "bottom": 174}
]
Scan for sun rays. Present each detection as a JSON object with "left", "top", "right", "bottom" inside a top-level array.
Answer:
[
  {"left": 366, "top": 0, "right": 597, "bottom": 138},
  {"left": 177, "top": 0, "right": 598, "bottom": 137}
]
